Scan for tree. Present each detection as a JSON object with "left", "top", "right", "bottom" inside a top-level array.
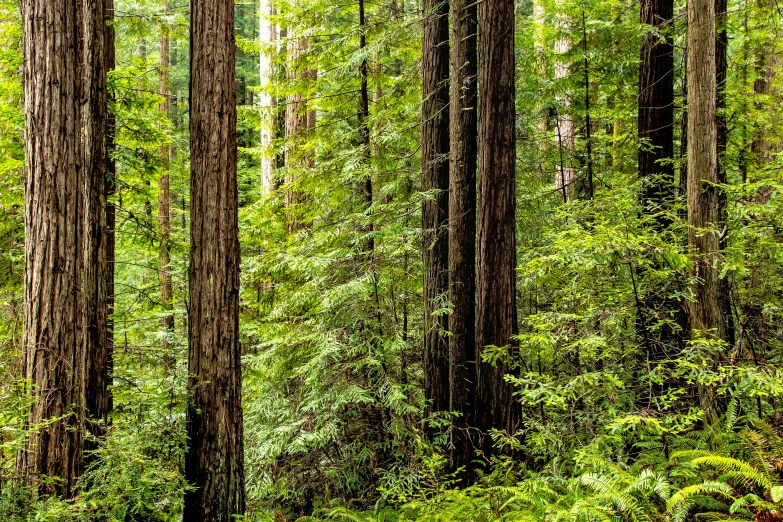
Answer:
[
  {"left": 184, "top": 0, "right": 245, "bottom": 516},
  {"left": 19, "top": 0, "right": 84, "bottom": 497},
  {"left": 554, "top": 14, "right": 575, "bottom": 202},
  {"left": 284, "top": 24, "right": 315, "bottom": 233},
  {"left": 475, "top": 0, "right": 518, "bottom": 456},
  {"left": 260, "top": 0, "right": 277, "bottom": 195},
  {"left": 637, "top": 0, "right": 675, "bottom": 359},
  {"left": 421, "top": 0, "right": 450, "bottom": 418},
  {"left": 448, "top": 0, "right": 478, "bottom": 477},
  {"left": 83, "top": 0, "right": 114, "bottom": 447},
  {"left": 687, "top": 0, "right": 727, "bottom": 423},
  {"left": 158, "top": 2, "right": 174, "bottom": 351}
]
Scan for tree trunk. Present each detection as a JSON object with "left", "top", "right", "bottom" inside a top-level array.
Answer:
[
  {"left": 715, "top": 0, "right": 735, "bottom": 349},
  {"left": 476, "top": 0, "right": 518, "bottom": 458},
  {"left": 359, "top": 0, "right": 373, "bottom": 252},
  {"left": 105, "top": 0, "right": 116, "bottom": 432},
  {"left": 421, "top": 0, "right": 450, "bottom": 418},
  {"left": 260, "top": 0, "right": 277, "bottom": 195},
  {"left": 448, "top": 0, "right": 477, "bottom": 478},
  {"left": 638, "top": 0, "right": 674, "bottom": 211},
  {"left": 637, "top": 0, "right": 675, "bottom": 359},
  {"left": 687, "top": 0, "right": 725, "bottom": 423},
  {"left": 83, "top": 0, "right": 113, "bottom": 447},
  {"left": 184, "top": 0, "right": 245, "bottom": 515},
  {"left": 158, "top": 4, "right": 174, "bottom": 350},
  {"left": 554, "top": 15, "right": 575, "bottom": 201},
  {"left": 19, "top": 0, "right": 84, "bottom": 497},
  {"left": 284, "top": 27, "right": 314, "bottom": 233}
]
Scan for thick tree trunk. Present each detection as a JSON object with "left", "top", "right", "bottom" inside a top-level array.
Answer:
[
  {"left": 687, "top": 0, "right": 725, "bottom": 423},
  {"left": 260, "top": 0, "right": 277, "bottom": 195},
  {"left": 184, "top": 0, "right": 245, "bottom": 516},
  {"left": 637, "top": 0, "right": 675, "bottom": 360},
  {"left": 638, "top": 0, "right": 674, "bottom": 212},
  {"left": 476, "top": 0, "right": 518, "bottom": 458},
  {"left": 158, "top": 6, "right": 174, "bottom": 348},
  {"left": 448, "top": 0, "right": 477, "bottom": 478},
  {"left": 83, "top": 0, "right": 113, "bottom": 446},
  {"left": 421, "top": 0, "right": 450, "bottom": 417},
  {"left": 19, "top": 0, "right": 84, "bottom": 497}
]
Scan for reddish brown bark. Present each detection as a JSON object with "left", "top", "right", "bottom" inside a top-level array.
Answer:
[
  {"left": 19, "top": 0, "right": 84, "bottom": 497},
  {"left": 476, "top": 0, "right": 518, "bottom": 457},
  {"left": 448, "top": 0, "right": 477, "bottom": 477},
  {"left": 184, "top": 0, "right": 245, "bottom": 516},
  {"left": 421, "top": 0, "right": 450, "bottom": 417}
]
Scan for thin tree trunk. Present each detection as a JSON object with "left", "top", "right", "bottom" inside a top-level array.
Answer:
[
  {"left": 184, "top": 0, "right": 245, "bottom": 515},
  {"left": 715, "top": 0, "right": 735, "bottom": 349},
  {"left": 260, "top": 0, "right": 277, "bottom": 195},
  {"left": 360, "top": 0, "right": 373, "bottom": 251},
  {"left": 105, "top": 0, "right": 116, "bottom": 432},
  {"left": 83, "top": 0, "right": 112, "bottom": 446},
  {"left": 554, "top": 15, "right": 575, "bottom": 201},
  {"left": 448, "top": 0, "right": 477, "bottom": 479},
  {"left": 421, "top": 0, "right": 450, "bottom": 418},
  {"left": 476, "top": 0, "right": 518, "bottom": 459},
  {"left": 158, "top": 3, "right": 174, "bottom": 350},
  {"left": 687, "top": 0, "right": 725, "bottom": 423},
  {"left": 19, "top": 0, "right": 84, "bottom": 497}
]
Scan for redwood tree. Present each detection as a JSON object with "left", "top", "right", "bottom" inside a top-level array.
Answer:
[
  {"left": 19, "top": 0, "right": 84, "bottom": 497},
  {"left": 83, "top": 0, "right": 115, "bottom": 443},
  {"left": 421, "top": 0, "right": 450, "bottom": 417},
  {"left": 448, "top": 0, "right": 478, "bottom": 476},
  {"left": 475, "top": 0, "right": 518, "bottom": 456},
  {"left": 687, "top": 0, "right": 726, "bottom": 424},
  {"left": 184, "top": 0, "right": 245, "bottom": 516}
]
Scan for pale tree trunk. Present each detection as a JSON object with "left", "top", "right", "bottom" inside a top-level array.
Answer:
[
  {"left": 20, "top": 0, "right": 84, "bottom": 497},
  {"left": 284, "top": 26, "right": 314, "bottom": 233},
  {"left": 554, "top": 15, "right": 575, "bottom": 201},
  {"left": 687, "top": 0, "right": 725, "bottom": 424},
  {"left": 533, "top": 0, "right": 548, "bottom": 142},
  {"left": 421, "top": 0, "right": 450, "bottom": 418},
  {"left": 260, "top": 0, "right": 277, "bottom": 195},
  {"left": 448, "top": 0, "right": 477, "bottom": 480},
  {"left": 158, "top": 3, "right": 174, "bottom": 350},
  {"left": 83, "top": 0, "right": 114, "bottom": 447},
  {"left": 184, "top": 0, "right": 245, "bottom": 515},
  {"left": 476, "top": 0, "right": 518, "bottom": 461}
]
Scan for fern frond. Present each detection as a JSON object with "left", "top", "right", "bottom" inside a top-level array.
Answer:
[{"left": 667, "top": 481, "right": 734, "bottom": 511}]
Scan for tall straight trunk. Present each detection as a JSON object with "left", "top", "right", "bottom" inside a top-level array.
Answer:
[
  {"left": 260, "top": 0, "right": 277, "bottom": 195},
  {"left": 687, "top": 0, "right": 725, "bottom": 422},
  {"left": 284, "top": 27, "right": 312, "bottom": 233},
  {"left": 476, "top": 0, "right": 518, "bottom": 457},
  {"left": 715, "top": 0, "right": 735, "bottom": 348},
  {"left": 554, "top": 16, "right": 575, "bottom": 201},
  {"left": 638, "top": 0, "right": 674, "bottom": 212},
  {"left": 184, "top": 0, "right": 245, "bottom": 515},
  {"left": 421, "top": 0, "right": 450, "bottom": 417},
  {"left": 448, "top": 0, "right": 477, "bottom": 477},
  {"left": 83, "top": 0, "right": 113, "bottom": 444},
  {"left": 533, "top": 0, "right": 548, "bottom": 142},
  {"left": 158, "top": 4, "right": 174, "bottom": 347},
  {"left": 19, "top": 0, "right": 84, "bottom": 497},
  {"left": 105, "top": 0, "right": 116, "bottom": 431},
  {"left": 359, "top": 0, "right": 373, "bottom": 251},
  {"left": 637, "top": 0, "right": 675, "bottom": 358}
]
